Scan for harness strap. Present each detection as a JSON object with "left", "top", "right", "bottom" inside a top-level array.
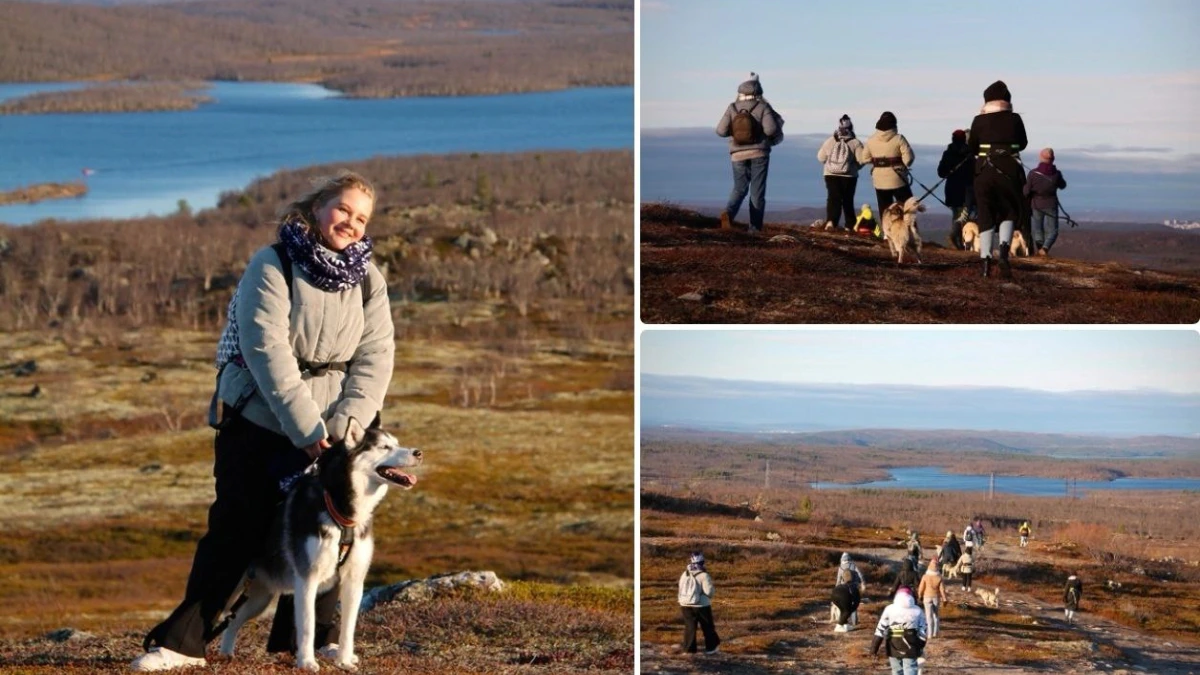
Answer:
[{"left": 323, "top": 490, "right": 357, "bottom": 568}]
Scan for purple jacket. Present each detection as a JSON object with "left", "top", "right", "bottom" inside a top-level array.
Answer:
[{"left": 1024, "top": 162, "right": 1067, "bottom": 212}]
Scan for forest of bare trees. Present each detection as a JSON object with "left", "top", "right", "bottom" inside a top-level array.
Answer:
[
  {"left": 0, "top": 150, "right": 633, "bottom": 339},
  {"left": 0, "top": 0, "right": 632, "bottom": 106}
]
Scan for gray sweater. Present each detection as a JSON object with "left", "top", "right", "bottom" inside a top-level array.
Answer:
[
  {"left": 218, "top": 245, "right": 395, "bottom": 447},
  {"left": 716, "top": 96, "right": 783, "bottom": 161}
]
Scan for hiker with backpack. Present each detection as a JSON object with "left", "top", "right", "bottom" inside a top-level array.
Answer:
[
  {"left": 957, "top": 541, "right": 976, "bottom": 592},
  {"left": 132, "top": 171, "right": 393, "bottom": 672},
  {"left": 817, "top": 114, "right": 866, "bottom": 231},
  {"left": 716, "top": 72, "right": 784, "bottom": 234},
  {"left": 1064, "top": 573, "right": 1083, "bottom": 625},
  {"left": 870, "top": 587, "right": 928, "bottom": 675},
  {"left": 678, "top": 552, "right": 720, "bottom": 654},
  {"left": 1024, "top": 148, "right": 1068, "bottom": 256},
  {"left": 859, "top": 111, "right": 915, "bottom": 237},
  {"left": 1019, "top": 521, "right": 1032, "bottom": 548},
  {"left": 937, "top": 129, "right": 975, "bottom": 249},
  {"left": 889, "top": 555, "right": 922, "bottom": 600},
  {"left": 940, "top": 532, "right": 961, "bottom": 573},
  {"left": 968, "top": 80, "right": 1029, "bottom": 278},
  {"left": 833, "top": 552, "right": 866, "bottom": 632}
]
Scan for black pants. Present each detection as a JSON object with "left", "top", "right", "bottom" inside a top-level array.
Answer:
[
  {"left": 142, "top": 412, "right": 339, "bottom": 658},
  {"left": 681, "top": 605, "right": 720, "bottom": 653},
  {"left": 875, "top": 185, "right": 913, "bottom": 220},
  {"left": 824, "top": 176, "right": 858, "bottom": 228},
  {"left": 962, "top": 572, "right": 973, "bottom": 590},
  {"left": 973, "top": 163, "right": 1024, "bottom": 233}
]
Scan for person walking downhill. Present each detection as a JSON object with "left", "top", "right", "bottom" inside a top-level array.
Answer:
[
  {"left": 833, "top": 552, "right": 867, "bottom": 632},
  {"left": 860, "top": 111, "right": 915, "bottom": 238},
  {"left": 1024, "top": 148, "right": 1068, "bottom": 256},
  {"left": 1019, "top": 521, "right": 1032, "bottom": 548},
  {"left": 968, "top": 80, "right": 1029, "bottom": 278},
  {"left": 958, "top": 541, "right": 976, "bottom": 592},
  {"left": 870, "top": 587, "right": 928, "bottom": 675},
  {"left": 678, "top": 552, "right": 720, "bottom": 655},
  {"left": 906, "top": 531, "right": 923, "bottom": 567},
  {"left": 937, "top": 129, "right": 975, "bottom": 248},
  {"left": 940, "top": 531, "right": 962, "bottom": 575},
  {"left": 716, "top": 72, "right": 784, "bottom": 234},
  {"left": 917, "top": 559, "right": 947, "bottom": 639},
  {"left": 1064, "top": 573, "right": 1083, "bottom": 625},
  {"left": 817, "top": 114, "right": 866, "bottom": 231},
  {"left": 890, "top": 555, "right": 921, "bottom": 599}
]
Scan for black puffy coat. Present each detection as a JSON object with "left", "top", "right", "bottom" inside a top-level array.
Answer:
[{"left": 938, "top": 141, "right": 974, "bottom": 208}]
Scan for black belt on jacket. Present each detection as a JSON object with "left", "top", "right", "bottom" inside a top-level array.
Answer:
[
  {"left": 872, "top": 157, "right": 904, "bottom": 167},
  {"left": 299, "top": 360, "right": 349, "bottom": 376}
]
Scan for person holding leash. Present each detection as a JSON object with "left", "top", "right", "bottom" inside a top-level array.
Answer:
[
  {"left": 937, "top": 129, "right": 975, "bottom": 248},
  {"left": 968, "top": 80, "right": 1028, "bottom": 278},
  {"left": 1024, "top": 148, "right": 1068, "bottom": 256},
  {"left": 859, "top": 110, "right": 915, "bottom": 237},
  {"left": 678, "top": 552, "right": 721, "bottom": 654},
  {"left": 132, "top": 171, "right": 394, "bottom": 672}
]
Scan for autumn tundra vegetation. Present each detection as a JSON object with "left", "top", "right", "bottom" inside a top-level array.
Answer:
[
  {"left": 0, "top": 149, "right": 634, "bottom": 673},
  {"left": 0, "top": 0, "right": 633, "bottom": 112},
  {"left": 641, "top": 432, "right": 1200, "bottom": 674}
]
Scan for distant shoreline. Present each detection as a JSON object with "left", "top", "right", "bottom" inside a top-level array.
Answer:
[{"left": 0, "top": 181, "right": 87, "bottom": 206}]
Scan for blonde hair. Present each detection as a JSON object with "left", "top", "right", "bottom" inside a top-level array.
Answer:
[{"left": 277, "top": 170, "right": 376, "bottom": 236}]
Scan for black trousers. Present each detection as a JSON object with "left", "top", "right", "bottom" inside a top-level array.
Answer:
[
  {"left": 142, "top": 412, "right": 339, "bottom": 658},
  {"left": 973, "top": 164, "right": 1024, "bottom": 232},
  {"left": 824, "top": 176, "right": 858, "bottom": 228},
  {"left": 875, "top": 185, "right": 913, "bottom": 220},
  {"left": 681, "top": 605, "right": 720, "bottom": 653}
]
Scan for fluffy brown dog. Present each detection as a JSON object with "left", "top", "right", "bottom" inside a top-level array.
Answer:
[
  {"left": 962, "top": 221, "right": 980, "bottom": 252},
  {"left": 882, "top": 197, "right": 925, "bottom": 264}
]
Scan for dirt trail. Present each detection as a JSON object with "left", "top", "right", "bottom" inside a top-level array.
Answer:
[{"left": 641, "top": 536, "right": 1200, "bottom": 675}]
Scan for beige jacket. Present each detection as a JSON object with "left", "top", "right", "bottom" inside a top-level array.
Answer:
[
  {"left": 218, "top": 245, "right": 394, "bottom": 448},
  {"left": 859, "top": 129, "right": 915, "bottom": 190},
  {"left": 917, "top": 572, "right": 947, "bottom": 605}
]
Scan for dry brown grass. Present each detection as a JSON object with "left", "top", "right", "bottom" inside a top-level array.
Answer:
[{"left": 640, "top": 203, "right": 1200, "bottom": 323}]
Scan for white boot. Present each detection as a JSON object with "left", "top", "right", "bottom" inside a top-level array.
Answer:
[{"left": 129, "top": 647, "right": 207, "bottom": 672}]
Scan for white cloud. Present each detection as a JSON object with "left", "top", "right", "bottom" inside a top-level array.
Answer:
[{"left": 642, "top": 67, "right": 1200, "bottom": 162}]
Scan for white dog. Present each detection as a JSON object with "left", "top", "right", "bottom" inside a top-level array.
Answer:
[
  {"left": 975, "top": 586, "right": 1001, "bottom": 608},
  {"left": 962, "top": 221, "right": 981, "bottom": 252},
  {"left": 882, "top": 196, "right": 925, "bottom": 264},
  {"left": 1010, "top": 230, "right": 1029, "bottom": 257},
  {"left": 218, "top": 419, "right": 423, "bottom": 672}
]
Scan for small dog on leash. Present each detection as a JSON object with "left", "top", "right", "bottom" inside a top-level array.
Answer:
[
  {"left": 962, "top": 221, "right": 980, "bottom": 252},
  {"left": 882, "top": 196, "right": 925, "bottom": 264},
  {"left": 1010, "top": 230, "right": 1030, "bottom": 257},
  {"left": 218, "top": 419, "right": 423, "bottom": 672},
  {"left": 975, "top": 586, "right": 1001, "bottom": 608}
]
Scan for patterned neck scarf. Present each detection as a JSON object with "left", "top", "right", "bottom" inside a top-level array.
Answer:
[{"left": 278, "top": 218, "right": 373, "bottom": 293}]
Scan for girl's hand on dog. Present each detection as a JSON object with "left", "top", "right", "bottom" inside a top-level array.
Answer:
[{"left": 304, "top": 438, "right": 331, "bottom": 462}]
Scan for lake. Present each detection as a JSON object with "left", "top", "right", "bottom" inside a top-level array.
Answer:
[
  {"left": 812, "top": 466, "right": 1200, "bottom": 496},
  {"left": 0, "top": 82, "right": 633, "bottom": 225}
]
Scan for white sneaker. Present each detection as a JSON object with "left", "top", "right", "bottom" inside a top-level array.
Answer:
[
  {"left": 129, "top": 647, "right": 207, "bottom": 671},
  {"left": 833, "top": 624, "right": 848, "bottom": 633},
  {"left": 704, "top": 646, "right": 720, "bottom": 654}
]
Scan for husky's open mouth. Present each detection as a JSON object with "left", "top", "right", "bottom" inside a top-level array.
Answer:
[{"left": 376, "top": 466, "right": 417, "bottom": 488}]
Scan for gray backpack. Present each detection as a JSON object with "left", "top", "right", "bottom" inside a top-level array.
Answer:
[{"left": 825, "top": 137, "right": 853, "bottom": 174}]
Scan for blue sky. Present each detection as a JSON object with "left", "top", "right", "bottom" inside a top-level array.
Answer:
[
  {"left": 640, "top": 0, "right": 1200, "bottom": 172},
  {"left": 639, "top": 330, "right": 1200, "bottom": 394}
]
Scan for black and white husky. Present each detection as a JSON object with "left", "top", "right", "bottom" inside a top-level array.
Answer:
[{"left": 219, "top": 418, "right": 422, "bottom": 671}]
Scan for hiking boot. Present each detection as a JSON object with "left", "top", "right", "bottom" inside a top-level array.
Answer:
[
  {"left": 130, "top": 647, "right": 207, "bottom": 672},
  {"left": 999, "top": 247, "right": 1013, "bottom": 279},
  {"left": 1037, "top": 247, "right": 1048, "bottom": 256},
  {"left": 719, "top": 211, "right": 732, "bottom": 230}
]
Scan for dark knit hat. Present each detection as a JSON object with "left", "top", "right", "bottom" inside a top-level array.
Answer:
[
  {"left": 952, "top": 129, "right": 967, "bottom": 141},
  {"left": 876, "top": 111, "right": 897, "bottom": 131},
  {"left": 984, "top": 80, "right": 1011, "bottom": 103},
  {"left": 737, "top": 72, "right": 763, "bottom": 97},
  {"left": 839, "top": 114, "right": 853, "bottom": 132}
]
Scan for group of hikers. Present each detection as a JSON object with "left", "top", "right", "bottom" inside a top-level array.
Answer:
[
  {"left": 678, "top": 518, "right": 1085, "bottom": 675},
  {"left": 715, "top": 72, "right": 1070, "bottom": 279}
]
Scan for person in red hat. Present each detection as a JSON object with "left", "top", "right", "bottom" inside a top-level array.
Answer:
[{"left": 938, "top": 129, "right": 975, "bottom": 249}]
